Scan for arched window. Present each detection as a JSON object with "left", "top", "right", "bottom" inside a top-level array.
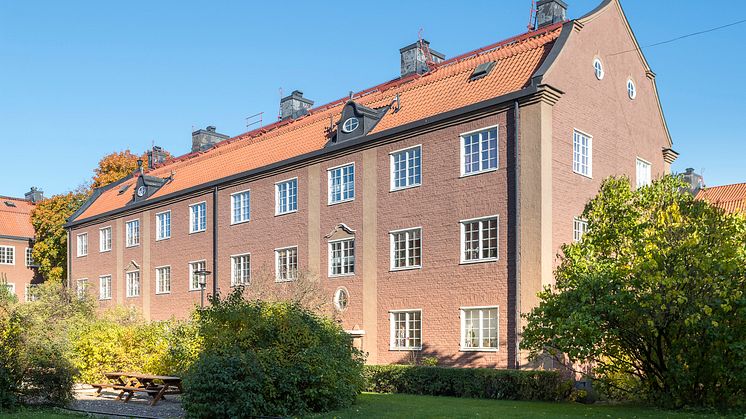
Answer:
[
  {"left": 334, "top": 287, "right": 349, "bottom": 312},
  {"left": 593, "top": 58, "right": 604, "bottom": 80},
  {"left": 627, "top": 79, "right": 637, "bottom": 100}
]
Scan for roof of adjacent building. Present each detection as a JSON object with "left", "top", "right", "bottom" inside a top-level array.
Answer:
[
  {"left": 696, "top": 182, "right": 746, "bottom": 214},
  {"left": 0, "top": 196, "right": 35, "bottom": 239},
  {"left": 72, "top": 22, "right": 565, "bottom": 223}
]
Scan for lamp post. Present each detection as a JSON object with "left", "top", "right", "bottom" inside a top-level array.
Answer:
[{"left": 193, "top": 269, "right": 212, "bottom": 308}]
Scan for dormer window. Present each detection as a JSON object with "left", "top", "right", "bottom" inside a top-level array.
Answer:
[
  {"left": 331, "top": 101, "right": 389, "bottom": 145},
  {"left": 342, "top": 118, "right": 359, "bottom": 133}
]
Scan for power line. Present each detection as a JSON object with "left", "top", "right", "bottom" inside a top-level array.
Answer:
[{"left": 609, "top": 18, "right": 746, "bottom": 57}]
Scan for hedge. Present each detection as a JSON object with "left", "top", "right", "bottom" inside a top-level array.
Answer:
[{"left": 363, "top": 365, "right": 572, "bottom": 401}]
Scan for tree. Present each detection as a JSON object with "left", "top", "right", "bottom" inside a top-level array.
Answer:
[
  {"left": 521, "top": 176, "right": 746, "bottom": 408},
  {"left": 91, "top": 150, "right": 142, "bottom": 189}
]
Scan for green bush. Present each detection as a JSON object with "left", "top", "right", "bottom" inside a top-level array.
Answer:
[
  {"left": 183, "top": 289, "right": 365, "bottom": 417},
  {"left": 363, "top": 365, "right": 571, "bottom": 401}
]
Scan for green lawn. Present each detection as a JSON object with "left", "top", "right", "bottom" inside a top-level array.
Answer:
[
  {"left": 0, "top": 409, "right": 80, "bottom": 419},
  {"left": 315, "top": 393, "right": 735, "bottom": 419}
]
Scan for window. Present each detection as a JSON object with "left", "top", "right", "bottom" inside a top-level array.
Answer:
[
  {"left": 390, "top": 146, "right": 421, "bottom": 190},
  {"left": 573, "top": 218, "right": 588, "bottom": 242},
  {"left": 636, "top": 158, "right": 652, "bottom": 188},
  {"left": 275, "top": 178, "right": 298, "bottom": 215},
  {"left": 461, "top": 127, "right": 498, "bottom": 176},
  {"left": 390, "top": 228, "right": 422, "bottom": 270},
  {"left": 231, "top": 190, "right": 251, "bottom": 224},
  {"left": 593, "top": 58, "right": 604, "bottom": 80},
  {"left": 231, "top": 254, "right": 251, "bottom": 286},
  {"left": 342, "top": 117, "right": 359, "bottom": 133},
  {"left": 275, "top": 246, "right": 298, "bottom": 282},
  {"left": 156, "top": 211, "right": 171, "bottom": 240},
  {"left": 126, "top": 271, "right": 140, "bottom": 297},
  {"left": 189, "top": 260, "right": 206, "bottom": 291},
  {"left": 461, "top": 216, "right": 498, "bottom": 263},
  {"left": 334, "top": 288, "right": 349, "bottom": 312},
  {"left": 572, "top": 130, "right": 592, "bottom": 177},
  {"left": 155, "top": 266, "right": 171, "bottom": 294},
  {"left": 189, "top": 202, "right": 207, "bottom": 233},
  {"left": 24, "top": 284, "right": 37, "bottom": 302},
  {"left": 390, "top": 310, "right": 422, "bottom": 350},
  {"left": 328, "top": 164, "right": 355, "bottom": 204},
  {"left": 77, "top": 233, "right": 88, "bottom": 257},
  {"left": 461, "top": 307, "right": 498, "bottom": 350},
  {"left": 3, "top": 282, "right": 15, "bottom": 297},
  {"left": 100, "top": 226, "right": 112, "bottom": 252},
  {"left": 329, "top": 239, "right": 355, "bottom": 276},
  {"left": 125, "top": 219, "right": 140, "bottom": 247},
  {"left": 0, "top": 246, "right": 14, "bottom": 265},
  {"left": 76, "top": 279, "right": 88, "bottom": 299},
  {"left": 99, "top": 275, "right": 112, "bottom": 300},
  {"left": 627, "top": 78, "right": 636, "bottom": 99},
  {"left": 25, "top": 248, "right": 35, "bottom": 267}
]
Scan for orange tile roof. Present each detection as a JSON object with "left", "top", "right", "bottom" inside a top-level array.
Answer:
[
  {"left": 74, "top": 24, "right": 563, "bottom": 222},
  {"left": 696, "top": 183, "right": 746, "bottom": 214},
  {"left": 0, "top": 196, "right": 35, "bottom": 239}
]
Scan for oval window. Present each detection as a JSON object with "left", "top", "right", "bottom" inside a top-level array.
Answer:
[
  {"left": 593, "top": 58, "right": 604, "bottom": 80},
  {"left": 334, "top": 288, "right": 349, "bottom": 312},
  {"left": 627, "top": 79, "right": 636, "bottom": 100},
  {"left": 342, "top": 117, "right": 359, "bottom": 133}
]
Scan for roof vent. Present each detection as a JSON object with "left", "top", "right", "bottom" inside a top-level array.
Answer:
[
  {"left": 117, "top": 184, "right": 131, "bottom": 195},
  {"left": 470, "top": 61, "right": 496, "bottom": 81},
  {"left": 4, "top": 201, "right": 16, "bottom": 207}
]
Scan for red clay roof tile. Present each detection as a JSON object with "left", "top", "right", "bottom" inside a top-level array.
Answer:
[
  {"left": 695, "top": 182, "right": 746, "bottom": 214},
  {"left": 0, "top": 197, "right": 35, "bottom": 238}
]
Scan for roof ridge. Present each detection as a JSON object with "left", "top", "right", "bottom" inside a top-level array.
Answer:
[
  {"left": 703, "top": 181, "right": 746, "bottom": 189},
  {"left": 0, "top": 195, "right": 32, "bottom": 203}
]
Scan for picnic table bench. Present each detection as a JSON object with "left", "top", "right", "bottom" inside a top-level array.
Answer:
[{"left": 91, "top": 372, "right": 182, "bottom": 406}]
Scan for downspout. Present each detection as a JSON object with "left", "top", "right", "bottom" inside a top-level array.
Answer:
[
  {"left": 513, "top": 100, "right": 522, "bottom": 369},
  {"left": 66, "top": 228, "right": 71, "bottom": 290},
  {"left": 212, "top": 186, "right": 219, "bottom": 299}
]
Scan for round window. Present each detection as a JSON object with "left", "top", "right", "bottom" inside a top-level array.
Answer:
[
  {"left": 334, "top": 288, "right": 349, "bottom": 312},
  {"left": 341, "top": 117, "right": 359, "bottom": 133},
  {"left": 593, "top": 58, "right": 604, "bottom": 80},
  {"left": 627, "top": 79, "right": 636, "bottom": 99}
]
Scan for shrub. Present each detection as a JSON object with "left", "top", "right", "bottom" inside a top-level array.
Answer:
[{"left": 363, "top": 365, "right": 571, "bottom": 401}]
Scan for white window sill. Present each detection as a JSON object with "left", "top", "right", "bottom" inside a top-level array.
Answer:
[
  {"left": 389, "top": 184, "right": 421, "bottom": 193},
  {"left": 77, "top": 254, "right": 87, "bottom": 258},
  {"left": 329, "top": 273, "right": 355, "bottom": 278},
  {"left": 125, "top": 244, "right": 139, "bottom": 248},
  {"left": 275, "top": 209, "right": 298, "bottom": 217},
  {"left": 230, "top": 283, "right": 250, "bottom": 288},
  {"left": 328, "top": 198, "right": 355, "bottom": 206},
  {"left": 230, "top": 219, "right": 251, "bottom": 226},
  {"left": 460, "top": 347, "right": 499, "bottom": 352},
  {"left": 99, "top": 297, "right": 112, "bottom": 301},
  {"left": 156, "top": 237, "right": 170, "bottom": 242},
  {"left": 389, "top": 266, "right": 422, "bottom": 272},
  {"left": 155, "top": 291, "right": 171, "bottom": 295},
  {"left": 460, "top": 167, "right": 498, "bottom": 178},
  {"left": 189, "top": 288, "right": 205, "bottom": 292},
  {"left": 126, "top": 295, "right": 140, "bottom": 298},
  {"left": 459, "top": 258, "right": 499, "bottom": 265},
  {"left": 389, "top": 347, "right": 422, "bottom": 351},
  {"left": 572, "top": 170, "right": 593, "bottom": 179},
  {"left": 99, "top": 249, "right": 111, "bottom": 253},
  {"left": 189, "top": 229, "right": 206, "bottom": 235},
  {"left": 275, "top": 278, "right": 297, "bottom": 283}
]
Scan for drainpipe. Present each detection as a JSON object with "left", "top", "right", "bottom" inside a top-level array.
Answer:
[
  {"left": 513, "top": 100, "right": 522, "bottom": 370},
  {"left": 66, "top": 228, "right": 71, "bottom": 290},
  {"left": 212, "top": 186, "right": 219, "bottom": 299}
]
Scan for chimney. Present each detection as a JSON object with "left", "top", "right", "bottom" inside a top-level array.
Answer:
[
  {"left": 280, "top": 90, "right": 314, "bottom": 121},
  {"left": 191, "top": 126, "right": 229, "bottom": 153},
  {"left": 399, "top": 40, "right": 445, "bottom": 77},
  {"left": 24, "top": 187, "right": 44, "bottom": 203},
  {"left": 681, "top": 168, "right": 705, "bottom": 196},
  {"left": 147, "top": 145, "right": 169, "bottom": 170},
  {"left": 536, "top": 0, "right": 567, "bottom": 29}
]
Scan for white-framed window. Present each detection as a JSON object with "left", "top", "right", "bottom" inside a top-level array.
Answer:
[
  {"left": 0, "top": 246, "right": 14, "bottom": 265},
  {"left": 328, "top": 163, "right": 355, "bottom": 204},
  {"left": 636, "top": 158, "right": 652, "bottom": 188},
  {"left": 460, "top": 306, "right": 499, "bottom": 351},
  {"left": 126, "top": 271, "right": 140, "bottom": 298},
  {"left": 25, "top": 248, "right": 35, "bottom": 267},
  {"left": 334, "top": 287, "right": 349, "bottom": 312},
  {"left": 189, "top": 260, "right": 207, "bottom": 291},
  {"left": 572, "top": 130, "right": 592, "bottom": 178},
  {"left": 99, "top": 275, "right": 112, "bottom": 300},
  {"left": 77, "top": 233, "right": 88, "bottom": 257},
  {"left": 3, "top": 282, "right": 15, "bottom": 297},
  {"left": 156, "top": 211, "right": 171, "bottom": 240},
  {"left": 125, "top": 219, "right": 140, "bottom": 247},
  {"left": 24, "top": 284, "right": 37, "bottom": 302},
  {"left": 231, "top": 254, "right": 251, "bottom": 286},
  {"left": 593, "top": 58, "right": 604, "bottom": 80},
  {"left": 329, "top": 238, "right": 355, "bottom": 277},
  {"left": 76, "top": 278, "right": 88, "bottom": 299},
  {"left": 390, "top": 145, "right": 421, "bottom": 191},
  {"left": 275, "top": 178, "right": 298, "bottom": 215},
  {"left": 461, "top": 126, "right": 498, "bottom": 176},
  {"left": 275, "top": 246, "right": 298, "bottom": 282},
  {"left": 389, "top": 228, "right": 422, "bottom": 270},
  {"left": 390, "top": 310, "right": 422, "bottom": 350},
  {"left": 573, "top": 218, "right": 588, "bottom": 242},
  {"left": 627, "top": 78, "right": 636, "bottom": 99},
  {"left": 231, "top": 190, "right": 251, "bottom": 224},
  {"left": 155, "top": 266, "right": 171, "bottom": 294},
  {"left": 460, "top": 216, "right": 499, "bottom": 263},
  {"left": 189, "top": 202, "right": 207, "bottom": 233},
  {"left": 99, "top": 226, "right": 112, "bottom": 252},
  {"left": 342, "top": 117, "right": 359, "bottom": 133}
]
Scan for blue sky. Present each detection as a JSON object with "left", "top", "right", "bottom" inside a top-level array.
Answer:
[{"left": 0, "top": 0, "right": 743, "bottom": 197}]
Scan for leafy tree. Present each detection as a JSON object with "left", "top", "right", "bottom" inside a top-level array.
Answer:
[
  {"left": 91, "top": 150, "right": 142, "bottom": 189},
  {"left": 522, "top": 176, "right": 746, "bottom": 408}
]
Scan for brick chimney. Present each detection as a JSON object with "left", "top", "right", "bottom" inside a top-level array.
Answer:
[
  {"left": 24, "top": 187, "right": 44, "bottom": 203},
  {"left": 280, "top": 90, "right": 314, "bottom": 121},
  {"left": 681, "top": 168, "right": 705, "bottom": 195},
  {"left": 191, "top": 126, "right": 229, "bottom": 153},
  {"left": 536, "top": 0, "right": 567, "bottom": 29},
  {"left": 400, "top": 40, "right": 445, "bottom": 77},
  {"left": 147, "top": 145, "right": 169, "bottom": 169}
]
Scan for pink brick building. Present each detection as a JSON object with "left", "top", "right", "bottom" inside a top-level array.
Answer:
[
  {"left": 66, "top": 0, "right": 676, "bottom": 368},
  {"left": 0, "top": 188, "right": 44, "bottom": 302}
]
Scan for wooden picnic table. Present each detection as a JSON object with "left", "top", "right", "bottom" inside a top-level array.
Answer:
[{"left": 91, "top": 371, "right": 183, "bottom": 406}]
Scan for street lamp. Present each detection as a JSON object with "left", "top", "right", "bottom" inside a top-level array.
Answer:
[{"left": 193, "top": 269, "right": 212, "bottom": 308}]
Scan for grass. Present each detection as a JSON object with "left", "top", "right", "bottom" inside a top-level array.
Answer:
[
  {"left": 0, "top": 408, "right": 81, "bottom": 419},
  {"left": 314, "top": 393, "right": 737, "bottom": 419}
]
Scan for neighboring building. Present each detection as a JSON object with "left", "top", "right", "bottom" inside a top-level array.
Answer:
[
  {"left": 696, "top": 182, "right": 746, "bottom": 214},
  {"left": 0, "top": 188, "right": 44, "bottom": 302},
  {"left": 65, "top": 0, "right": 675, "bottom": 368}
]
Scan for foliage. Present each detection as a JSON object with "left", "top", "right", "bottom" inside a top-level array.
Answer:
[
  {"left": 183, "top": 288, "right": 365, "bottom": 417},
  {"left": 91, "top": 150, "right": 143, "bottom": 189},
  {"left": 363, "top": 365, "right": 570, "bottom": 401},
  {"left": 522, "top": 176, "right": 746, "bottom": 408}
]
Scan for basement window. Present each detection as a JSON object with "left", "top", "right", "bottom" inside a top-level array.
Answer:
[{"left": 470, "top": 61, "right": 496, "bottom": 81}]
